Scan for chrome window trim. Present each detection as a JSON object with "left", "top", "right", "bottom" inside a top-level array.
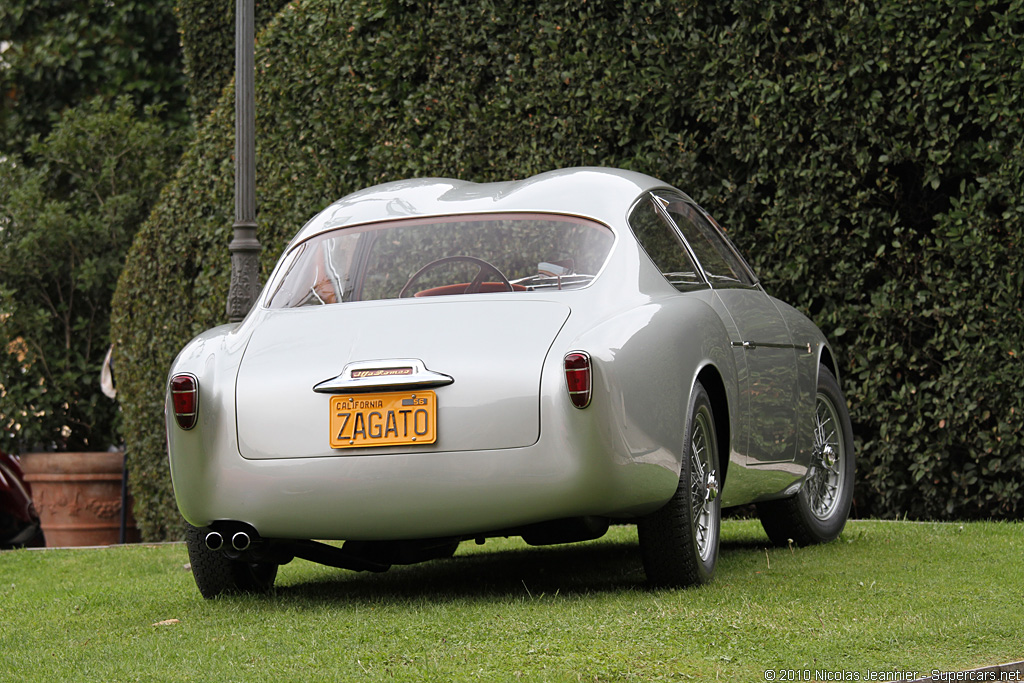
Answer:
[
  {"left": 650, "top": 190, "right": 759, "bottom": 289},
  {"left": 627, "top": 193, "right": 711, "bottom": 292}
]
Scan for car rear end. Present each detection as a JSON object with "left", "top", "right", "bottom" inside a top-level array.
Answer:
[{"left": 167, "top": 210, "right": 660, "bottom": 542}]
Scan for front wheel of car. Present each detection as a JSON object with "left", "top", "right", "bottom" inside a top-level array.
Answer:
[
  {"left": 638, "top": 381, "right": 721, "bottom": 588},
  {"left": 757, "top": 365, "right": 855, "bottom": 547},
  {"left": 184, "top": 523, "right": 278, "bottom": 599}
]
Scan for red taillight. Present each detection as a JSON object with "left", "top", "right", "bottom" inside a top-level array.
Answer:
[
  {"left": 564, "top": 352, "right": 592, "bottom": 409},
  {"left": 170, "top": 374, "right": 199, "bottom": 430}
]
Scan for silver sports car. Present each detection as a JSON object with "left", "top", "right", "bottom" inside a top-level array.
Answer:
[{"left": 167, "top": 167, "right": 854, "bottom": 598}]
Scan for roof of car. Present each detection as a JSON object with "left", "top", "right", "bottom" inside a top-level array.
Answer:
[{"left": 292, "top": 167, "right": 680, "bottom": 244}]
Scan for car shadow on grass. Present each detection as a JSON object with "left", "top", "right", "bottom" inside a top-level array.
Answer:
[{"left": 270, "top": 532, "right": 775, "bottom": 604}]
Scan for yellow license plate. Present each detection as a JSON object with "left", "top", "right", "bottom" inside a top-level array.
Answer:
[{"left": 329, "top": 391, "right": 437, "bottom": 449}]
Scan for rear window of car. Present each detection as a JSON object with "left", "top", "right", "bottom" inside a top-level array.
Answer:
[{"left": 266, "top": 213, "right": 615, "bottom": 308}]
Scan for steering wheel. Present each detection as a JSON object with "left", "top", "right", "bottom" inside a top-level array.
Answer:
[{"left": 398, "top": 256, "right": 514, "bottom": 298}]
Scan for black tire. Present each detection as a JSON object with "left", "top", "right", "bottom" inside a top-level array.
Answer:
[
  {"left": 0, "top": 522, "right": 45, "bottom": 549},
  {"left": 25, "top": 526, "right": 46, "bottom": 548},
  {"left": 757, "top": 365, "right": 855, "bottom": 547},
  {"left": 638, "top": 381, "right": 722, "bottom": 587},
  {"left": 184, "top": 523, "right": 278, "bottom": 599}
]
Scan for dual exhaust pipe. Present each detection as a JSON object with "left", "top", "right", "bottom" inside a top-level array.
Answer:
[
  {"left": 205, "top": 529, "right": 253, "bottom": 552},
  {"left": 198, "top": 522, "right": 390, "bottom": 573},
  {"left": 200, "top": 522, "right": 298, "bottom": 568}
]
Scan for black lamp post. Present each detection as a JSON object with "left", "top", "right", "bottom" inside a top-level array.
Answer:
[{"left": 226, "top": 0, "right": 262, "bottom": 323}]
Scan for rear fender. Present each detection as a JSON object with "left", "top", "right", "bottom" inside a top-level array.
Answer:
[{"left": 558, "top": 293, "right": 738, "bottom": 514}]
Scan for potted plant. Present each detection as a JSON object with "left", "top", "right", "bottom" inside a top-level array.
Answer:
[{"left": 0, "top": 96, "right": 180, "bottom": 546}]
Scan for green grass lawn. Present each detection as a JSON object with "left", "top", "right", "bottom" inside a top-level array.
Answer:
[{"left": 1, "top": 519, "right": 1021, "bottom": 682}]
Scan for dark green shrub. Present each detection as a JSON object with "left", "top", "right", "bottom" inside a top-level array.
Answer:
[
  {"left": 1, "top": 96, "right": 183, "bottom": 453},
  {"left": 112, "top": 0, "right": 1023, "bottom": 539},
  {"left": 173, "top": 0, "right": 292, "bottom": 122},
  {"left": 0, "top": 0, "right": 186, "bottom": 155}
]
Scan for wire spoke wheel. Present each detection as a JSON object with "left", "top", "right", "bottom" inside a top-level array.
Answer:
[
  {"left": 638, "top": 381, "right": 720, "bottom": 587},
  {"left": 756, "top": 365, "right": 855, "bottom": 547},
  {"left": 807, "top": 392, "right": 846, "bottom": 520},
  {"left": 689, "top": 409, "right": 718, "bottom": 562}
]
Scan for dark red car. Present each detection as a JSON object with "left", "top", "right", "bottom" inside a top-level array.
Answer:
[{"left": 0, "top": 449, "right": 45, "bottom": 549}]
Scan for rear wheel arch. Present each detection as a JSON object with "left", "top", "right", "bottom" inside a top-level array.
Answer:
[{"left": 818, "top": 345, "right": 839, "bottom": 387}]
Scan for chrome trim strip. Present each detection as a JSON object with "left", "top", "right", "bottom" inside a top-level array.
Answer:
[
  {"left": 731, "top": 341, "right": 814, "bottom": 353},
  {"left": 313, "top": 358, "right": 454, "bottom": 394}
]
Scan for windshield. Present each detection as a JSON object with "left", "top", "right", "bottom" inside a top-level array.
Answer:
[{"left": 266, "top": 213, "right": 615, "bottom": 308}]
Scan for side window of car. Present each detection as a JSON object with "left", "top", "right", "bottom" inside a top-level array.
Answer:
[
  {"left": 627, "top": 196, "right": 706, "bottom": 291},
  {"left": 656, "top": 193, "right": 755, "bottom": 287}
]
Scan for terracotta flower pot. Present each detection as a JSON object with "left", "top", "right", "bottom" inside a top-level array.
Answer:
[{"left": 20, "top": 451, "right": 140, "bottom": 547}]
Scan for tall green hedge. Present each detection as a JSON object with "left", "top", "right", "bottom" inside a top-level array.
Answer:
[
  {"left": 112, "top": 0, "right": 1023, "bottom": 540},
  {"left": 173, "top": 0, "right": 292, "bottom": 122}
]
